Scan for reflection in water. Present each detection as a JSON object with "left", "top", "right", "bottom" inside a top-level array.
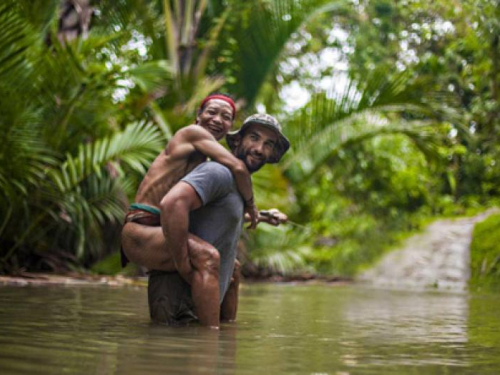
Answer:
[
  {"left": 0, "top": 283, "right": 499, "bottom": 374},
  {"left": 343, "top": 289, "right": 468, "bottom": 344},
  {"left": 339, "top": 288, "right": 470, "bottom": 370},
  {"left": 0, "top": 286, "right": 236, "bottom": 374},
  {"left": 114, "top": 325, "right": 237, "bottom": 374}
]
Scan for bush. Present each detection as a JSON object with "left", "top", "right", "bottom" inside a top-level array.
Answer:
[{"left": 470, "top": 212, "right": 500, "bottom": 289}]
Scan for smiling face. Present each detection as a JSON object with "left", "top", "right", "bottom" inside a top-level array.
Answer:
[
  {"left": 232, "top": 124, "right": 278, "bottom": 172},
  {"left": 196, "top": 99, "right": 234, "bottom": 140}
]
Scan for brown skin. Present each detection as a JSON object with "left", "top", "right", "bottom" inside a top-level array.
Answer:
[
  {"left": 162, "top": 123, "right": 285, "bottom": 290},
  {"left": 135, "top": 99, "right": 259, "bottom": 228},
  {"left": 122, "top": 124, "right": 288, "bottom": 328},
  {"left": 125, "top": 99, "right": 258, "bottom": 327},
  {"left": 220, "top": 259, "right": 240, "bottom": 322}
]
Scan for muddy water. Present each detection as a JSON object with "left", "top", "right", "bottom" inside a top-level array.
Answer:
[{"left": 0, "top": 283, "right": 499, "bottom": 374}]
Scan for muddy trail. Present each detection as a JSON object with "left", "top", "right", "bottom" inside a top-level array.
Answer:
[{"left": 358, "top": 210, "right": 498, "bottom": 291}]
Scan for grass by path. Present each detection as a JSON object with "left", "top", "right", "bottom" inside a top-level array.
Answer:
[{"left": 470, "top": 212, "right": 500, "bottom": 291}]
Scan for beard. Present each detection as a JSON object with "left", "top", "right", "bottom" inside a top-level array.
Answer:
[{"left": 236, "top": 149, "right": 265, "bottom": 173}]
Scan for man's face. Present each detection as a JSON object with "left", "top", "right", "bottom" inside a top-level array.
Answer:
[
  {"left": 196, "top": 99, "right": 234, "bottom": 141},
  {"left": 233, "top": 124, "right": 278, "bottom": 172}
]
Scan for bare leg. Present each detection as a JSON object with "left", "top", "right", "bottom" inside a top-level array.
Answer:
[
  {"left": 122, "top": 222, "right": 222, "bottom": 327},
  {"left": 187, "top": 237, "right": 221, "bottom": 328},
  {"left": 220, "top": 260, "right": 240, "bottom": 322},
  {"left": 121, "top": 222, "right": 175, "bottom": 271}
]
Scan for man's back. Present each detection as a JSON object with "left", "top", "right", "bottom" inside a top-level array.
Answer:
[
  {"left": 134, "top": 125, "right": 207, "bottom": 208},
  {"left": 183, "top": 162, "right": 244, "bottom": 296}
]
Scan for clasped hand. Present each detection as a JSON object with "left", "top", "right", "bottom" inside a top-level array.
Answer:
[{"left": 244, "top": 208, "right": 288, "bottom": 227}]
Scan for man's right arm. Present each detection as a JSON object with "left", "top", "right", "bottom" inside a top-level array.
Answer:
[{"left": 159, "top": 181, "right": 203, "bottom": 284}]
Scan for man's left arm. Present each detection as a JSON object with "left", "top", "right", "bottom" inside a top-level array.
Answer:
[
  {"left": 159, "top": 181, "right": 203, "bottom": 284},
  {"left": 160, "top": 162, "right": 236, "bottom": 283}
]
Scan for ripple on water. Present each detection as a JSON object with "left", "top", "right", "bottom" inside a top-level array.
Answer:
[{"left": 1, "top": 283, "right": 500, "bottom": 374}]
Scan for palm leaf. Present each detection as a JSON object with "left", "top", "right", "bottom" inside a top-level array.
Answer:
[
  {"left": 193, "top": 3, "right": 231, "bottom": 81},
  {"left": 46, "top": 121, "right": 163, "bottom": 195},
  {"left": 284, "top": 112, "right": 441, "bottom": 182},
  {"left": 247, "top": 224, "right": 312, "bottom": 274},
  {"left": 162, "top": 0, "right": 180, "bottom": 75},
  {"left": 182, "top": 76, "right": 226, "bottom": 114},
  {"left": 251, "top": 164, "right": 291, "bottom": 210},
  {"left": 0, "top": 2, "right": 41, "bottom": 87},
  {"left": 2, "top": 119, "right": 162, "bottom": 264},
  {"left": 233, "top": 0, "right": 347, "bottom": 104},
  {"left": 0, "top": 100, "right": 57, "bottom": 202},
  {"left": 55, "top": 174, "right": 127, "bottom": 260},
  {"left": 281, "top": 70, "right": 457, "bottom": 181},
  {"left": 128, "top": 59, "right": 173, "bottom": 93}
]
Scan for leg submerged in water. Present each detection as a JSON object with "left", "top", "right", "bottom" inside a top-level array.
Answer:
[
  {"left": 148, "top": 271, "right": 196, "bottom": 326},
  {"left": 187, "top": 237, "right": 222, "bottom": 328},
  {"left": 221, "top": 259, "right": 240, "bottom": 322},
  {"left": 122, "top": 222, "right": 222, "bottom": 328}
]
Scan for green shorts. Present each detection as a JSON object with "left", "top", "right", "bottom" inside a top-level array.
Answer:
[{"left": 121, "top": 204, "right": 161, "bottom": 268}]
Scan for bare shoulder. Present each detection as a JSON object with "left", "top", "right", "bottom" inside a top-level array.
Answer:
[
  {"left": 179, "top": 124, "right": 214, "bottom": 142},
  {"left": 166, "top": 125, "right": 212, "bottom": 159}
]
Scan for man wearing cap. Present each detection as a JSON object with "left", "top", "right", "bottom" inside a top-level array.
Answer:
[
  {"left": 122, "top": 94, "right": 261, "bottom": 326},
  {"left": 122, "top": 114, "right": 290, "bottom": 328}
]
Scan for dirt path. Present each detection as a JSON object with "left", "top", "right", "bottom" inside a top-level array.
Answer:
[{"left": 358, "top": 210, "right": 498, "bottom": 291}]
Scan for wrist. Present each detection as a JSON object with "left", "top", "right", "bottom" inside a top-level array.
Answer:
[{"left": 244, "top": 196, "right": 254, "bottom": 207}]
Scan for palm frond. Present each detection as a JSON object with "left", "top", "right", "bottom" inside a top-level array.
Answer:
[
  {"left": 251, "top": 164, "right": 291, "bottom": 211},
  {"left": 128, "top": 59, "right": 173, "bottom": 92},
  {"left": 183, "top": 76, "right": 226, "bottom": 114},
  {"left": 46, "top": 122, "right": 163, "bottom": 194},
  {"left": 162, "top": 0, "right": 180, "bottom": 75},
  {"left": 16, "top": 0, "right": 59, "bottom": 36},
  {"left": 281, "top": 70, "right": 457, "bottom": 181},
  {"left": 233, "top": 0, "right": 347, "bottom": 104},
  {"left": 193, "top": 4, "right": 231, "bottom": 81},
  {"left": 55, "top": 174, "right": 127, "bottom": 260},
  {"left": 285, "top": 112, "right": 442, "bottom": 182},
  {"left": 0, "top": 2, "right": 40, "bottom": 87},
  {"left": 247, "top": 224, "right": 312, "bottom": 274},
  {"left": 149, "top": 101, "right": 174, "bottom": 139},
  {"left": 0, "top": 101, "right": 57, "bottom": 202}
]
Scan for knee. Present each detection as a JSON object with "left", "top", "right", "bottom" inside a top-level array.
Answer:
[
  {"left": 198, "top": 248, "right": 220, "bottom": 276},
  {"left": 121, "top": 223, "right": 140, "bottom": 261},
  {"left": 190, "top": 244, "right": 220, "bottom": 276}
]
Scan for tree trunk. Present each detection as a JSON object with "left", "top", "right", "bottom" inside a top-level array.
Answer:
[{"left": 58, "top": 0, "right": 93, "bottom": 42}]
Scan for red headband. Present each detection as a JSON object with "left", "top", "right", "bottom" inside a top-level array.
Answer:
[{"left": 199, "top": 95, "right": 236, "bottom": 119}]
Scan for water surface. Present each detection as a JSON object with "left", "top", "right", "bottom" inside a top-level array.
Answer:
[{"left": 0, "top": 283, "right": 499, "bottom": 374}]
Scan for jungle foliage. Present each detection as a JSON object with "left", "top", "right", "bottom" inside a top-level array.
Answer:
[
  {"left": 470, "top": 212, "right": 500, "bottom": 290},
  {"left": 0, "top": 0, "right": 499, "bottom": 279}
]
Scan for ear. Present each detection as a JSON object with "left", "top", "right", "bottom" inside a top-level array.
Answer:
[{"left": 232, "top": 134, "right": 242, "bottom": 146}]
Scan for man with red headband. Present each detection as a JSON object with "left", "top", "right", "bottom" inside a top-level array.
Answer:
[
  {"left": 123, "top": 112, "right": 290, "bottom": 328},
  {"left": 121, "top": 94, "right": 259, "bottom": 326}
]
